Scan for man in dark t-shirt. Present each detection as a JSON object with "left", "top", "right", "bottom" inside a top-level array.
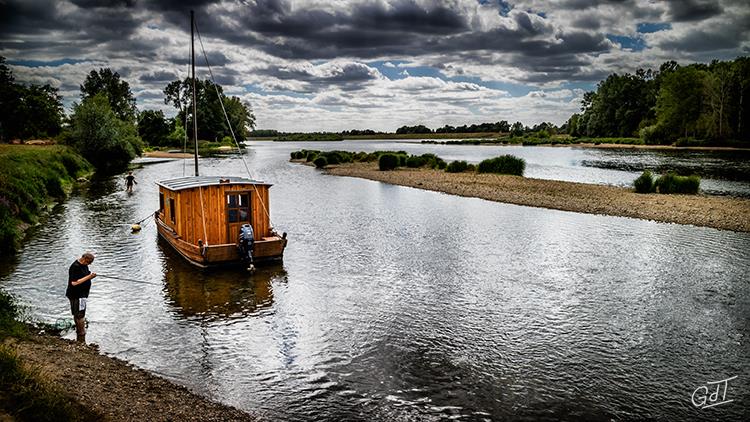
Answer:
[
  {"left": 67, "top": 252, "right": 96, "bottom": 343},
  {"left": 125, "top": 171, "right": 137, "bottom": 193}
]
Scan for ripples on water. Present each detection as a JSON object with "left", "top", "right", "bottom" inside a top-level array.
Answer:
[{"left": 1, "top": 141, "right": 748, "bottom": 421}]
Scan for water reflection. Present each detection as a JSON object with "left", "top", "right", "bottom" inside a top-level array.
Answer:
[{"left": 160, "top": 239, "right": 285, "bottom": 320}]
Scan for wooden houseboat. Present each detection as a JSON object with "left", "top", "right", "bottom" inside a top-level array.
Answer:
[
  {"left": 155, "top": 176, "right": 287, "bottom": 268},
  {"left": 154, "top": 11, "right": 287, "bottom": 268}
]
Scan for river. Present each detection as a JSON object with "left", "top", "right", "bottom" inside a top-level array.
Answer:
[{"left": 1, "top": 141, "right": 748, "bottom": 421}]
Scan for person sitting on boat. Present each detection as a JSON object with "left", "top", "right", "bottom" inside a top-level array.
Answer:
[{"left": 238, "top": 223, "right": 255, "bottom": 271}]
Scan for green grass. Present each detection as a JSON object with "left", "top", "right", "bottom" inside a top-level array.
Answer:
[
  {"left": 0, "top": 290, "right": 28, "bottom": 339},
  {"left": 655, "top": 172, "right": 701, "bottom": 194},
  {"left": 477, "top": 155, "right": 526, "bottom": 176},
  {"left": 0, "top": 145, "right": 93, "bottom": 254},
  {"left": 275, "top": 132, "right": 343, "bottom": 142},
  {"left": 633, "top": 170, "right": 656, "bottom": 193}
]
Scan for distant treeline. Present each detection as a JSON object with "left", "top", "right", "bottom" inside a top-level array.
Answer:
[{"left": 568, "top": 57, "right": 750, "bottom": 144}]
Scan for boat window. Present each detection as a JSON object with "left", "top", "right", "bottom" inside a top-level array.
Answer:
[
  {"left": 226, "top": 193, "right": 250, "bottom": 223},
  {"left": 169, "top": 198, "right": 176, "bottom": 224},
  {"left": 159, "top": 193, "right": 164, "bottom": 212}
]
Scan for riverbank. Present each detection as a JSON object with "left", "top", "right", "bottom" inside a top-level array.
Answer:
[
  {"left": 0, "top": 145, "right": 93, "bottom": 255},
  {"left": 322, "top": 162, "right": 750, "bottom": 232},
  {"left": 2, "top": 330, "right": 255, "bottom": 421}
]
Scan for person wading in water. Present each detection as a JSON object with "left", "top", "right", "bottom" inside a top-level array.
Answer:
[
  {"left": 125, "top": 171, "right": 137, "bottom": 193},
  {"left": 66, "top": 252, "right": 97, "bottom": 343}
]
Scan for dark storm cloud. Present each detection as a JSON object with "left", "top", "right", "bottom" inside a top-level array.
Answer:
[
  {"left": 70, "top": 0, "right": 136, "bottom": 7},
  {"left": 140, "top": 70, "right": 180, "bottom": 82},
  {"left": 666, "top": 0, "right": 723, "bottom": 22},
  {"left": 571, "top": 15, "right": 601, "bottom": 30},
  {"left": 0, "top": 0, "right": 141, "bottom": 45},
  {"left": 255, "top": 61, "right": 381, "bottom": 92}
]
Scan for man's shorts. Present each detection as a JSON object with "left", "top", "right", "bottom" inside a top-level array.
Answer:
[{"left": 69, "top": 297, "right": 86, "bottom": 318}]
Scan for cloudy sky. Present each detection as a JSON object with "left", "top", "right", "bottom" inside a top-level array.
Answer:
[{"left": 1, "top": 0, "right": 749, "bottom": 132}]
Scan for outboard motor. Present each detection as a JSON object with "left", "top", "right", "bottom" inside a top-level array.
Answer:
[{"left": 238, "top": 223, "right": 255, "bottom": 271}]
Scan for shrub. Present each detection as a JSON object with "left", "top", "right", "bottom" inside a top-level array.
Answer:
[
  {"left": 640, "top": 124, "right": 671, "bottom": 145},
  {"left": 397, "top": 154, "right": 408, "bottom": 167},
  {"left": 433, "top": 158, "right": 447, "bottom": 170},
  {"left": 313, "top": 156, "right": 328, "bottom": 168},
  {"left": 477, "top": 155, "right": 525, "bottom": 176},
  {"left": 446, "top": 160, "right": 469, "bottom": 173},
  {"left": 379, "top": 153, "right": 399, "bottom": 171},
  {"left": 655, "top": 172, "right": 700, "bottom": 194},
  {"left": 406, "top": 155, "right": 426, "bottom": 168},
  {"left": 305, "top": 151, "right": 318, "bottom": 162},
  {"left": 467, "top": 164, "right": 476, "bottom": 172},
  {"left": 633, "top": 170, "right": 655, "bottom": 193}
]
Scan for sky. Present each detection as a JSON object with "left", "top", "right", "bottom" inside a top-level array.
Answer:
[{"left": 1, "top": 0, "right": 749, "bottom": 132}]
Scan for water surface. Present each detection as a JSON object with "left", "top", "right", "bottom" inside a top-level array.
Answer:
[{"left": 1, "top": 142, "right": 748, "bottom": 421}]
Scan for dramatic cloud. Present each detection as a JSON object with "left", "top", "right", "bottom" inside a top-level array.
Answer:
[{"left": 1, "top": 0, "right": 748, "bottom": 131}]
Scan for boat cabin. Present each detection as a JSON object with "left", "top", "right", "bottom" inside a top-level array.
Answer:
[{"left": 155, "top": 176, "right": 286, "bottom": 267}]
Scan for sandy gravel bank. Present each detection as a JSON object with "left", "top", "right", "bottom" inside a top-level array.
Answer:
[
  {"left": 143, "top": 151, "right": 194, "bottom": 158},
  {"left": 7, "top": 334, "right": 255, "bottom": 421},
  {"left": 324, "top": 163, "right": 750, "bottom": 232}
]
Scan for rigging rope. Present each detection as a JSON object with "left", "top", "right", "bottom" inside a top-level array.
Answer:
[{"left": 193, "top": 20, "right": 275, "bottom": 231}]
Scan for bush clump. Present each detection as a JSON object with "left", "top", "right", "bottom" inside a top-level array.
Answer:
[
  {"left": 313, "top": 156, "right": 328, "bottom": 168},
  {"left": 633, "top": 170, "right": 655, "bottom": 193},
  {"left": 655, "top": 172, "right": 700, "bottom": 194},
  {"left": 379, "top": 153, "right": 399, "bottom": 171},
  {"left": 477, "top": 155, "right": 525, "bottom": 176},
  {"left": 445, "top": 160, "right": 469, "bottom": 173}
]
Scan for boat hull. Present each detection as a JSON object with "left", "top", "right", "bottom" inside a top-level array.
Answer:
[{"left": 156, "top": 215, "right": 286, "bottom": 268}]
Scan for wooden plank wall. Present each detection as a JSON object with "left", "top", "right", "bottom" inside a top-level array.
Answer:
[{"left": 162, "top": 184, "right": 272, "bottom": 247}]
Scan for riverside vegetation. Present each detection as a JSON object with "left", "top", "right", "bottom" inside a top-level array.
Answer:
[
  {"left": 0, "top": 145, "right": 92, "bottom": 255},
  {"left": 291, "top": 149, "right": 526, "bottom": 176}
]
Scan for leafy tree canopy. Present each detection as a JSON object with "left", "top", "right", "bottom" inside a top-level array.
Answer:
[
  {"left": 0, "top": 57, "right": 64, "bottom": 141},
  {"left": 69, "top": 93, "right": 142, "bottom": 172},
  {"left": 163, "top": 78, "right": 255, "bottom": 142},
  {"left": 81, "top": 68, "right": 137, "bottom": 122}
]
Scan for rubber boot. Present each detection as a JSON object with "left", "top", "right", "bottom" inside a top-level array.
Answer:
[{"left": 74, "top": 317, "right": 86, "bottom": 343}]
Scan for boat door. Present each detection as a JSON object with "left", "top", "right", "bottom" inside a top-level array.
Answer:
[{"left": 226, "top": 191, "right": 251, "bottom": 243}]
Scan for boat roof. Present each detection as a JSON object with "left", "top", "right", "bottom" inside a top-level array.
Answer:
[{"left": 156, "top": 176, "right": 271, "bottom": 191}]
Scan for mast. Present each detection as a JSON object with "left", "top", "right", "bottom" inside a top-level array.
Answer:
[{"left": 191, "top": 10, "right": 199, "bottom": 176}]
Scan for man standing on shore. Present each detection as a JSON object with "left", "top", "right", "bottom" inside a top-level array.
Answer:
[{"left": 66, "top": 252, "right": 96, "bottom": 343}]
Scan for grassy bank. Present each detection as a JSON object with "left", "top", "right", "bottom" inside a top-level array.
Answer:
[
  {"left": 0, "top": 290, "right": 102, "bottom": 422},
  {"left": 0, "top": 144, "right": 92, "bottom": 255}
]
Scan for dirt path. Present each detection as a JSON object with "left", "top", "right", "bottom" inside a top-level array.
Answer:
[
  {"left": 7, "top": 334, "right": 255, "bottom": 422},
  {"left": 324, "top": 163, "right": 750, "bottom": 232}
]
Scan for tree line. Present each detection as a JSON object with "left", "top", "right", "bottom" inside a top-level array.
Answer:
[
  {"left": 568, "top": 57, "right": 749, "bottom": 143},
  {"left": 0, "top": 57, "right": 255, "bottom": 173}
]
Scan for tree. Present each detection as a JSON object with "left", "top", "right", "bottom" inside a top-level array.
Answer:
[
  {"left": 656, "top": 66, "right": 705, "bottom": 139},
  {"left": 223, "top": 96, "right": 255, "bottom": 141},
  {"left": 164, "top": 78, "right": 255, "bottom": 142},
  {"left": 81, "top": 68, "right": 137, "bottom": 122},
  {"left": 138, "top": 110, "right": 171, "bottom": 146},
  {"left": 70, "top": 93, "right": 142, "bottom": 172},
  {"left": 577, "top": 72, "right": 657, "bottom": 137},
  {"left": 0, "top": 57, "right": 64, "bottom": 141},
  {"left": 703, "top": 61, "right": 733, "bottom": 139},
  {"left": 510, "top": 121, "right": 524, "bottom": 137}
]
